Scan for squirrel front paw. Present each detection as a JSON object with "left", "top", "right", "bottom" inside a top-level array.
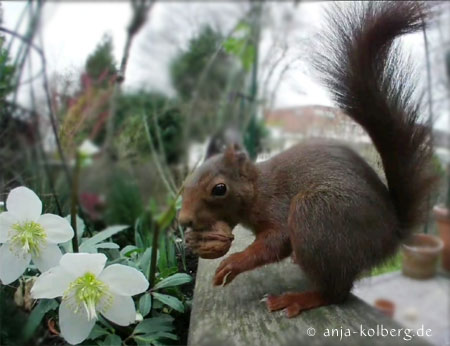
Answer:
[{"left": 213, "top": 253, "right": 244, "bottom": 286}]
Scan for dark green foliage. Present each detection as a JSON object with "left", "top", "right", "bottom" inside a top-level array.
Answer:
[
  {"left": 170, "top": 26, "right": 231, "bottom": 101},
  {"left": 84, "top": 34, "right": 117, "bottom": 87},
  {"left": 0, "top": 37, "right": 33, "bottom": 193},
  {"left": 105, "top": 171, "right": 143, "bottom": 228},
  {"left": 0, "top": 285, "right": 29, "bottom": 345},
  {"left": 170, "top": 25, "right": 244, "bottom": 140},
  {"left": 116, "top": 91, "right": 184, "bottom": 164},
  {"left": 0, "top": 38, "right": 15, "bottom": 105}
]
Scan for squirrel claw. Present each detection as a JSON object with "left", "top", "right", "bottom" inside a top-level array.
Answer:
[
  {"left": 266, "top": 291, "right": 327, "bottom": 318},
  {"left": 213, "top": 267, "right": 234, "bottom": 286},
  {"left": 213, "top": 253, "right": 243, "bottom": 286}
]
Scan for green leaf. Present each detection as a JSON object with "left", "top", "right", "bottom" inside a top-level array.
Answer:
[
  {"left": 153, "top": 331, "right": 178, "bottom": 340},
  {"left": 99, "top": 334, "right": 122, "bottom": 346},
  {"left": 156, "top": 204, "right": 176, "bottom": 230},
  {"left": 61, "top": 215, "right": 86, "bottom": 252},
  {"left": 224, "top": 38, "right": 254, "bottom": 71},
  {"left": 138, "top": 247, "right": 152, "bottom": 279},
  {"left": 152, "top": 292, "right": 184, "bottom": 313},
  {"left": 135, "top": 214, "right": 152, "bottom": 248},
  {"left": 235, "top": 21, "right": 251, "bottom": 33},
  {"left": 23, "top": 299, "right": 59, "bottom": 341},
  {"left": 134, "top": 339, "right": 148, "bottom": 346},
  {"left": 78, "top": 241, "right": 97, "bottom": 253},
  {"left": 135, "top": 227, "right": 145, "bottom": 249},
  {"left": 139, "top": 293, "right": 152, "bottom": 317},
  {"left": 241, "top": 45, "right": 255, "bottom": 71},
  {"left": 158, "top": 266, "right": 178, "bottom": 279},
  {"left": 175, "top": 195, "right": 182, "bottom": 210},
  {"left": 134, "top": 332, "right": 178, "bottom": 343},
  {"left": 87, "top": 324, "right": 110, "bottom": 340},
  {"left": 95, "top": 242, "right": 120, "bottom": 249},
  {"left": 65, "top": 214, "right": 86, "bottom": 242},
  {"left": 158, "top": 233, "right": 168, "bottom": 271},
  {"left": 120, "top": 245, "right": 139, "bottom": 257},
  {"left": 167, "top": 236, "right": 177, "bottom": 268},
  {"left": 134, "top": 316, "right": 174, "bottom": 335},
  {"left": 153, "top": 273, "right": 192, "bottom": 290},
  {"left": 80, "top": 225, "right": 128, "bottom": 250}
]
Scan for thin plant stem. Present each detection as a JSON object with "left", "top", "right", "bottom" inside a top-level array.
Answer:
[
  {"left": 70, "top": 154, "right": 81, "bottom": 253},
  {"left": 148, "top": 221, "right": 159, "bottom": 287},
  {"left": 142, "top": 113, "right": 176, "bottom": 197},
  {"left": 150, "top": 104, "right": 177, "bottom": 191}
]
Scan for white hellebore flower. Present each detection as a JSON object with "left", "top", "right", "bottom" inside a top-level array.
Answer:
[
  {"left": 0, "top": 187, "right": 74, "bottom": 284},
  {"left": 78, "top": 139, "right": 100, "bottom": 157},
  {"left": 31, "top": 253, "right": 149, "bottom": 345},
  {"left": 77, "top": 139, "right": 100, "bottom": 167}
]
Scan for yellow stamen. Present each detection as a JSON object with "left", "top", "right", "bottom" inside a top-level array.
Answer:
[
  {"left": 63, "top": 272, "right": 113, "bottom": 320},
  {"left": 10, "top": 221, "right": 47, "bottom": 257}
]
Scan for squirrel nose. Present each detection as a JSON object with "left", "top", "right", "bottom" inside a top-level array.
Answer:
[{"left": 178, "top": 213, "right": 193, "bottom": 229}]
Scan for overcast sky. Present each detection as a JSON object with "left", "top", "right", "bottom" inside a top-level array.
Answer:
[{"left": 2, "top": 1, "right": 449, "bottom": 130}]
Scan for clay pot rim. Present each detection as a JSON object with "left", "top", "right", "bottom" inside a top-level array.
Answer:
[
  {"left": 402, "top": 233, "right": 444, "bottom": 254},
  {"left": 374, "top": 298, "right": 395, "bottom": 309},
  {"left": 433, "top": 205, "right": 450, "bottom": 222}
]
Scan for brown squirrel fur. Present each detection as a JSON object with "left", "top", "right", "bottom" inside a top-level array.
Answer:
[{"left": 179, "top": 1, "right": 437, "bottom": 317}]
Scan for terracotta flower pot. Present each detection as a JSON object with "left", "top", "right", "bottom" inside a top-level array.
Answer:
[
  {"left": 433, "top": 205, "right": 450, "bottom": 271},
  {"left": 374, "top": 299, "right": 395, "bottom": 318},
  {"left": 401, "top": 233, "right": 443, "bottom": 279}
]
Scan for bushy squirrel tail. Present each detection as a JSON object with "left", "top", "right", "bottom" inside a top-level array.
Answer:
[{"left": 314, "top": 1, "right": 438, "bottom": 237}]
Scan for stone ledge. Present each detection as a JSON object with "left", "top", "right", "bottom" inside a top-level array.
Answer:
[{"left": 188, "top": 227, "right": 431, "bottom": 346}]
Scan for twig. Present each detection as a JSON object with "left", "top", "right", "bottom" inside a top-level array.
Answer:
[
  {"left": 150, "top": 102, "right": 177, "bottom": 191},
  {"left": 27, "top": 54, "right": 63, "bottom": 216},
  {"left": 70, "top": 154, "right": 81, "bottom": 252},
  {"left": 104, "top": 0, "right": 155, "bottom": 155},
  {"left": 181, "top": 22, "right": 246, "bottom": 150},
  {"left": 11, "top": 1, "right": 42, "bottom": 106},
  {"left": 0, "top": 25, "right": 73, "bottom": 186}
]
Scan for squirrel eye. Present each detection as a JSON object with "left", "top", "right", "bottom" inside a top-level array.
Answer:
[{"left": 212, "top": 183, "right": 227, "bottom": 197}]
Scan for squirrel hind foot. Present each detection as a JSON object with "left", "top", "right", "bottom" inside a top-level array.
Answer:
[{"left": 266, "top": 291, "right": 328, "bottom": 318}]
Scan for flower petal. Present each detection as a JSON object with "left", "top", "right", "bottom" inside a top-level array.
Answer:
[
  {"left": 98, "top": 264, "right": 149, "bottom": 296},
  {"left": 101, "top": 293, "right": 136, "bottom": 326},
  {"left": 59, "top": 299, "right": 96, "bottom": 345},
  {"left": 0, "top": 212, "right": 17, "bottom": 243},
  {"left": 0, "top": 243, "right": 30, "bottom": 284},
  {"left": 31, "top": 265, "right": 74, "bottom": 299},
  {"left": 38, "top": 214, "right": 74, "bottom": 244},
  {"left": 6, "top": 187, "right": 42, "bottom": 222},
  {"left": 78, "top": 139, "right": 99, "bottom": 156},
  {"left": 32, "top": 244, "right": 62, "bottom": 272},
  {"left": 60, "top": 253, "right": 106, "bottom": 278}
]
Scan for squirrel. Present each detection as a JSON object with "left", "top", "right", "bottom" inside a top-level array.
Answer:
[{"left": 179, "top": 1, "right": 437, "bottom": 318}]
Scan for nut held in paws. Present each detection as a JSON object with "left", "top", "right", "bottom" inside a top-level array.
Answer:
[{"left": 186, "top": 221, "right": 234, "bottom": 259}]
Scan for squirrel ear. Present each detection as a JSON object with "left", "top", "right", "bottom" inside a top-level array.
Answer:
[
  {"left": 204, "top": 128, "right": 245, "bottom": 160},
  {"left": 223, "top": 144, "right": 237, "bottom": 163},
  {"left": 223, "top": 144, "right": 255, "bottom": 178},
  {"left": 224, "top": 144, "right": 248, "bottom": 165}
]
